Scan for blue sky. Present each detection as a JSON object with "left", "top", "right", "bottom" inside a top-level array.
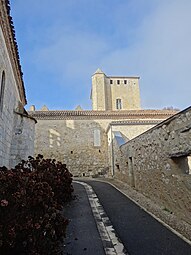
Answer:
[{"left": 10, "top": 0, "right": 191, "bottom": 110}]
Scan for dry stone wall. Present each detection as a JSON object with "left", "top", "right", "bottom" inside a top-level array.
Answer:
[{"left": 117, "top": 107, "right": 191, "bottom": 224}]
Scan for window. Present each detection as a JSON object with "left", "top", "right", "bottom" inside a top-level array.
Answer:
[
  {"left": 171, "top": 155, "right": 191, "bottom": 174},
  {"left": 94, "top": 128, "right": 101, "bottom": 146},
  {"left": 110, "top": 80, "right": 113, "bottom": 84},
  {"left": 116, "top": 98, "right": 122, "bottom": 109},
  {"left": 117, "top": 80, "right": 120, "bottom": 85},
  {"left": 124, "top": 80, "right": 127, "bottom": 85},
  {"left": 0, "top": 71, "right": 5, "bottom": 112}
]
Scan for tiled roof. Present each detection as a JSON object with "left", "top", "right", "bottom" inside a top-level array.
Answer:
[
  {"left": 28, "top": 109, "right": 178, "bottom": 120},
  {"left": 0, "top": 0, "right": 26, "bottom": 105},
  {"left": 109, "top": 119, "right": 162, "bottom": 125}
]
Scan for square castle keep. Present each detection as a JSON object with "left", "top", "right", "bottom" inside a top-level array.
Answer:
[
  {"left": 91, "top": 68, "right": 141, "bottom": 111},
  {"left": 29, "top": 69, "right": 177, "bottom": 177}
]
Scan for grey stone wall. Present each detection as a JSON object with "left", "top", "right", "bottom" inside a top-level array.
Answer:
[
  {"left": 0, "top": 26, "right": 20, "bottom": 167},
  {"left": 0, "top": 26, "right": 35, "bottom": 168},
  {"left": 34, "top": 116, "right": 164, "bottom": 177},
  {"left": 107, "top": 122, "right": 158, "bottom": 176},
  {"left": 118, "top": 107, "right": 191, "bottom": 224},
  {"left": 9, "top": 113, "right": 36, "bottom": 167},
  {"left": 34, "top": 119, "right": 109, "bottom": 177}
]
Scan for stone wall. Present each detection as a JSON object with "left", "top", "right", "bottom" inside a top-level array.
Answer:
[
  {"left": 9, "top": 112, "right": 36, "bottom": 167},
  {"left": 107, "top": 121, "right": 160, "bottom": 176},
  {"left": 0, "top": 26, "right": 20, "bottom": 167},
  {"left": 0, "top": 10, "right": 36, "bottom": 168},
  {"left": 34, "top": 119, "right": 109, "bottom": 176},
  {"left": 107, "top": 77, "right": 141, "bottom": 110},
  {"left": 117, "top": 107, "right": 191, "bottom": 224},
  {"left": 32, "top": 110, "right": 176, "bottom": 177}
]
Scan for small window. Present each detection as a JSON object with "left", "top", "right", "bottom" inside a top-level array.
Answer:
[
  {"left": 124, "top": 80, "right": 127, "bottom": 84},
  {"left": 116, "top": 98, "right": 122, "bottom": 109},
  {"left": 0, "top": 71, "right": 5, "bottom": 112},
  {"left": 117, "top": 80, "right": 120, "bottom": 85},
  {"left": 110, "top": 80, "right": 113, "bottom": 84},
  {"left": 94, "top": 128, "right": 101, "bottom": 146}
]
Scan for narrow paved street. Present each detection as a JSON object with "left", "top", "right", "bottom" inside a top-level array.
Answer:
[
  {"left": 63, "top": 180, "right": 191, "bottom": 255},
  {"left": 63, "top": 183, "right": 105, "bottom": 255}
]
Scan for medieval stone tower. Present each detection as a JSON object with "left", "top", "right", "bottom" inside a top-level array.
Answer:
[{"left": 91, "top": 68, "right": 141, "bottom": 111}]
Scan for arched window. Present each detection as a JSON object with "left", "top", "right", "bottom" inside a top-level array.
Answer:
[
  {"left": 116, "top": 98, "right": 122, "bottom": 109},
  {"left": 0, "top": 71, "right": 5, "bottom": 112}
]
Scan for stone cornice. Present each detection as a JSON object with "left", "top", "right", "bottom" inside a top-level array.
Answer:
[
  {"left": 28, "top": 109, "right": 178, "bottom": 120},
  {"left": 0, "top": 0, "right": 26, "bottom": 105}
]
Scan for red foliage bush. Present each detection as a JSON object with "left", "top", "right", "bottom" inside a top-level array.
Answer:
[{"left": 0, "top": 155, "right": 73, "bottom": 255}]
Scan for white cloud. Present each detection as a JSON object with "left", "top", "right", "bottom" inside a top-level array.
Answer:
[
  {"left": 12, "top": 0, "right": 191, "bottom": 110},
  {"left": 101, "top": 0, "right": 191, "bottom": 109}
]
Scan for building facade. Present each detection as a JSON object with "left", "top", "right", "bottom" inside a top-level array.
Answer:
[
  {"left": 91, "top": 68, "right": 141, "bottom": 111},
  {"left": 0, "top": 0, "right": 36, "bottom": 168},
  {"left": 30, "top": 69, "right": 177, "bottom": 177}
]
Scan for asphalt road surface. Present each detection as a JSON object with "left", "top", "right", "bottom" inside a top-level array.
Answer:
[
  {"left": 63, "top": 183, "right": 105, "bottom": 255},
  {"left": 63, "top": 180, "right": 191, "bottom": 255},
  {"left": 84, "top": 180, "right": 191, "bottom": 255}
]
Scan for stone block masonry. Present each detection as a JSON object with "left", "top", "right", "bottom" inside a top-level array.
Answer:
[
  {"left": 0, "top": 0, "right": 36, "bottom": 168},
  {"left": 34, "top": 118, "right": 109, "bottom": 177},
  {"left": 91, "top": 69, "right": 141, "bottom": 111},
  {"left": 117, "top": 106, "right": 191, "bottom": 225},
  {"left": 30, "top": 109, "right": 176, "bottom": 177}
]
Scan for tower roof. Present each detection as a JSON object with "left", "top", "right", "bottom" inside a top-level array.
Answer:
[{"left": 93, "top": 68, "right": 104, "bottom": 75}]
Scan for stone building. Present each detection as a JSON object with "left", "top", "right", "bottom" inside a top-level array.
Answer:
[
  {"left": 30, "top": 69, "right": 177, "bottom": 177},
  {"left": 91, "top": 68, "right": 141, "bottom": 111},
  {"left": 115, "top": 106, "right": 191, "bottom": 225},
  {"left": 0, "top": 0, "right": 36, "bottom": 168}
]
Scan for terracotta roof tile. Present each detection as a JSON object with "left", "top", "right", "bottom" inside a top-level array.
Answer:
[{"left": 28, "top": 109, "right": 178, "bottom": 120}]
